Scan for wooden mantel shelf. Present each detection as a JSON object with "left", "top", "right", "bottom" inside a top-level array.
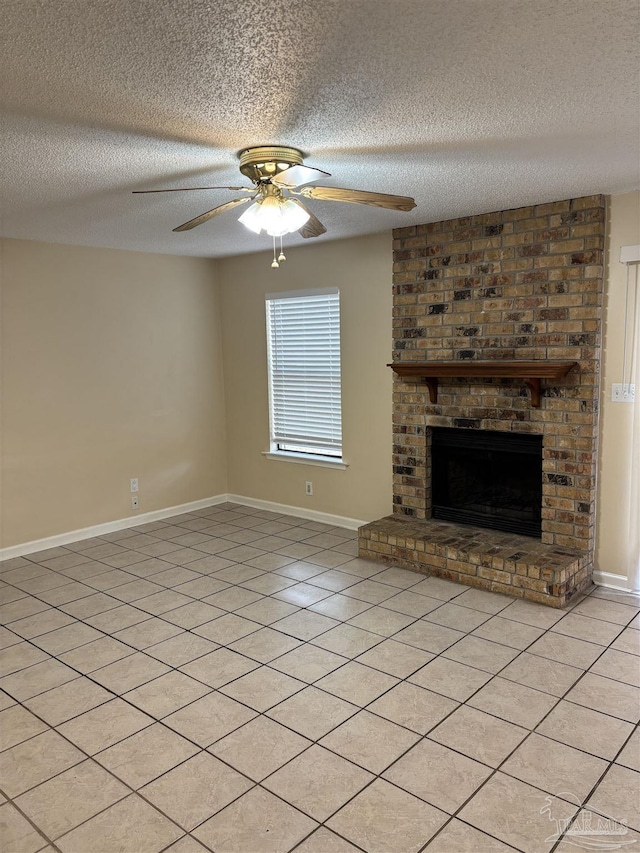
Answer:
[{"left": 388, "top": 360, "right": 578, "bottom": 407}]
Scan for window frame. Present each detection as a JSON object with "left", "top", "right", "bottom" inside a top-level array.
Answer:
[{"left": 263, "top": 288, "right": 347, "bottom": 470}]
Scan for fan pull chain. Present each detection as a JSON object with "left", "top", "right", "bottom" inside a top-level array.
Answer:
[
  {"left": 278, "top": 236, "right": 286, "bottom": 263},
  {"left": 271, "top": 235, "right": 279, "bottom": 268}
]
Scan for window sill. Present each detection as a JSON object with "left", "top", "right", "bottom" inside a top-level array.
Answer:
[{"left": 262, "top": 451, "right": 349, "bottom": 470}]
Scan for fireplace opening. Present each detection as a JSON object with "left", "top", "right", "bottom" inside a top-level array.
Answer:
[{"left": 431, "top": 428, "right": 543, "bottom": 537}]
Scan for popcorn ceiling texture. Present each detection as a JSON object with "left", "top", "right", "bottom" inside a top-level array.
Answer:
[
  {"left": 0, "top": 0, "right": 638, "bottom": 257},
  {"left": 360, "top": 195, "right": 606, "bottom": 607}
]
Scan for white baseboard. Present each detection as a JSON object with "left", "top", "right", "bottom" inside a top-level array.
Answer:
[
  {"left": 0, "top": 493, "right": 368, "bottom": 561},
  {"left": 226, "top": 494, "right": 367, "bottom": 531},
  {"left": 0, "top": 495, "right": 229, "bottom": 561},
  {"left": 4, "top": 492, "right": 633, "bottom": 593},
  {"left": 593, "top": 570, "right": 633, "bottom": 591}
]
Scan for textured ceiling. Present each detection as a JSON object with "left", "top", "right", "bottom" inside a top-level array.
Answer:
[{"left": 1, "top": 0, "right": 639, "bottom": 258}]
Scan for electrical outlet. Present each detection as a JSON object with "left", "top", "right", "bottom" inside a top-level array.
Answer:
[
  {"left": 131, "top": 496, "right": 139, "bottom": 510},
  {"left": 130, "top": 478, "right": 139, "bottom": 493},
  {"left": 305, "top": 481, "right": 313, "bottom": 496},
  {"left": 611, "top": 383, "right": 636, "bottom": 403}
]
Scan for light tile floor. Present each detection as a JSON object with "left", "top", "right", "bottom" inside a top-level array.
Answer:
[{"left": 0, "top": 502, "right": 639, "bottom": 853}]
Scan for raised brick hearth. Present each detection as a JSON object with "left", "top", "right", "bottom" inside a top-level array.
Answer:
[{"left": 359, "top": 195, "right": 605, "bottom": 607}]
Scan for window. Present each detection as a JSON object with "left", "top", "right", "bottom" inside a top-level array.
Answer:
[{"left": 265, "top": 288, "right": 343, "bottom": 465}]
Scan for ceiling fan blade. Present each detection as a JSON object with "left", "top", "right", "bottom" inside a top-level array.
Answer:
[
  {"left": 300, "top": 186, "right": 416, "bottom": 211},
  {"left": 133, "top": 186, "right": 253, "bottom": 194},
  {"left": 289, "top": 199, "right": 327, "bottom": 238},
  {"left": 173, "top": 197, "right": 251, "bottom": 232},
  {"left": 271, "top": 164, "right": 331, "bottom": 189}
]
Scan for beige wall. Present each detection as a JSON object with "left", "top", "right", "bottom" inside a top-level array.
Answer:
[
  {"left": 0, "top": 239, "right": 227, "bottom": 548},
  {"left": 218, "top": 233, "right": 393, "bottom": 523},
  {"left": 596, "top": 191, "right": 640, "bottom": 582}
]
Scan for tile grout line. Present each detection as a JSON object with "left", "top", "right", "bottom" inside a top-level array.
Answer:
[
  {"left": 414, "top": 598, "right": 639, "bottom": 851},
  {"left": 548, "top": 717, "right": 640, "bottom": 851},
  {"left": 1, "top": 506, "right": 638, "bottom": 852},
  {"left": 2, "top": 570, "right": 636, "bottom": 757}
]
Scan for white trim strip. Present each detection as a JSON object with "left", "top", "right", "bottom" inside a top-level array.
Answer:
[
  {"left": 0, "top": 493, "right": 368, "bottom": 559},
  {"left": 592, "top": 570, "right": 633, "bottom": 591},
  {"left": 8, "top": 495, "right": 623, "bottom": 591},
  {"left": 620, "top": 244, "right": 640, "bottom": 265},
  {"left": 265, "top": 287, "right": 339, "bottom": 301},
  {"left": 0, "top": 495, "right": 229, "bottom": 561},
  {"left": 261, "top": 451, "right": 348, "bottom": 470},
  {"left": 226, "top": 493, "right": 367, "bottom": 531}
]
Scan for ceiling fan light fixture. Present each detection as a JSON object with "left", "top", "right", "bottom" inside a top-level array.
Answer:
[{"left": 137, "top": 144, "right": 415, "bottom": 267}]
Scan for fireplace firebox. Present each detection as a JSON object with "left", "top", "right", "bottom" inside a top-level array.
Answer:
[{"left": 431, "top": 428, "right": 543, "bottom": 537}]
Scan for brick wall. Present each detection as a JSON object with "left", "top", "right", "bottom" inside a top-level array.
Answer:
[{"left": 390, "top": 195, "right": 605, "bottom": 556}]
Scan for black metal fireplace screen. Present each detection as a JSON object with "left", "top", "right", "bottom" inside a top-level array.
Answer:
[{"left": 431, "top": 428, "right": 543, "bottom": 537}]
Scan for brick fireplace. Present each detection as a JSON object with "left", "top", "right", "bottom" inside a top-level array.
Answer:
[{"left": 359, "top": 195, "right": 605, "bottom": 607}]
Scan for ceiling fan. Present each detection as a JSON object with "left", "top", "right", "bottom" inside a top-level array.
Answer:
[{"left": 133, "top": 146, "right": 417, "bottom": 266}]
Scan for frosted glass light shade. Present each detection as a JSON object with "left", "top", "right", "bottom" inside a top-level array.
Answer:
[
  {"left": 238, "top": 202, "right": 263, "bottom": 234},
  {"left": 279, "top": 198, "right": 310, "bottom": 233},
  {"left": 259, "top": 196, "right": 287, "bottom": 236},
  {"left": 239, "top": 196, "right": 310, "bottom": 237}
]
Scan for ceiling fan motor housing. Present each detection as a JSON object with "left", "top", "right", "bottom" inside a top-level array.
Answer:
[{"left": 239, "top": 146, "right": 304, "bottom": 182}]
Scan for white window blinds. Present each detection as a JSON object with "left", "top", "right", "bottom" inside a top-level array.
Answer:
[{"left": 266, "top": 289, "right": 342, "bottom": 458}]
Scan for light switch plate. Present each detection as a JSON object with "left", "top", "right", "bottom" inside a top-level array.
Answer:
[{"left": 611, "top": 383, "right": 635, "bottom": 403}]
